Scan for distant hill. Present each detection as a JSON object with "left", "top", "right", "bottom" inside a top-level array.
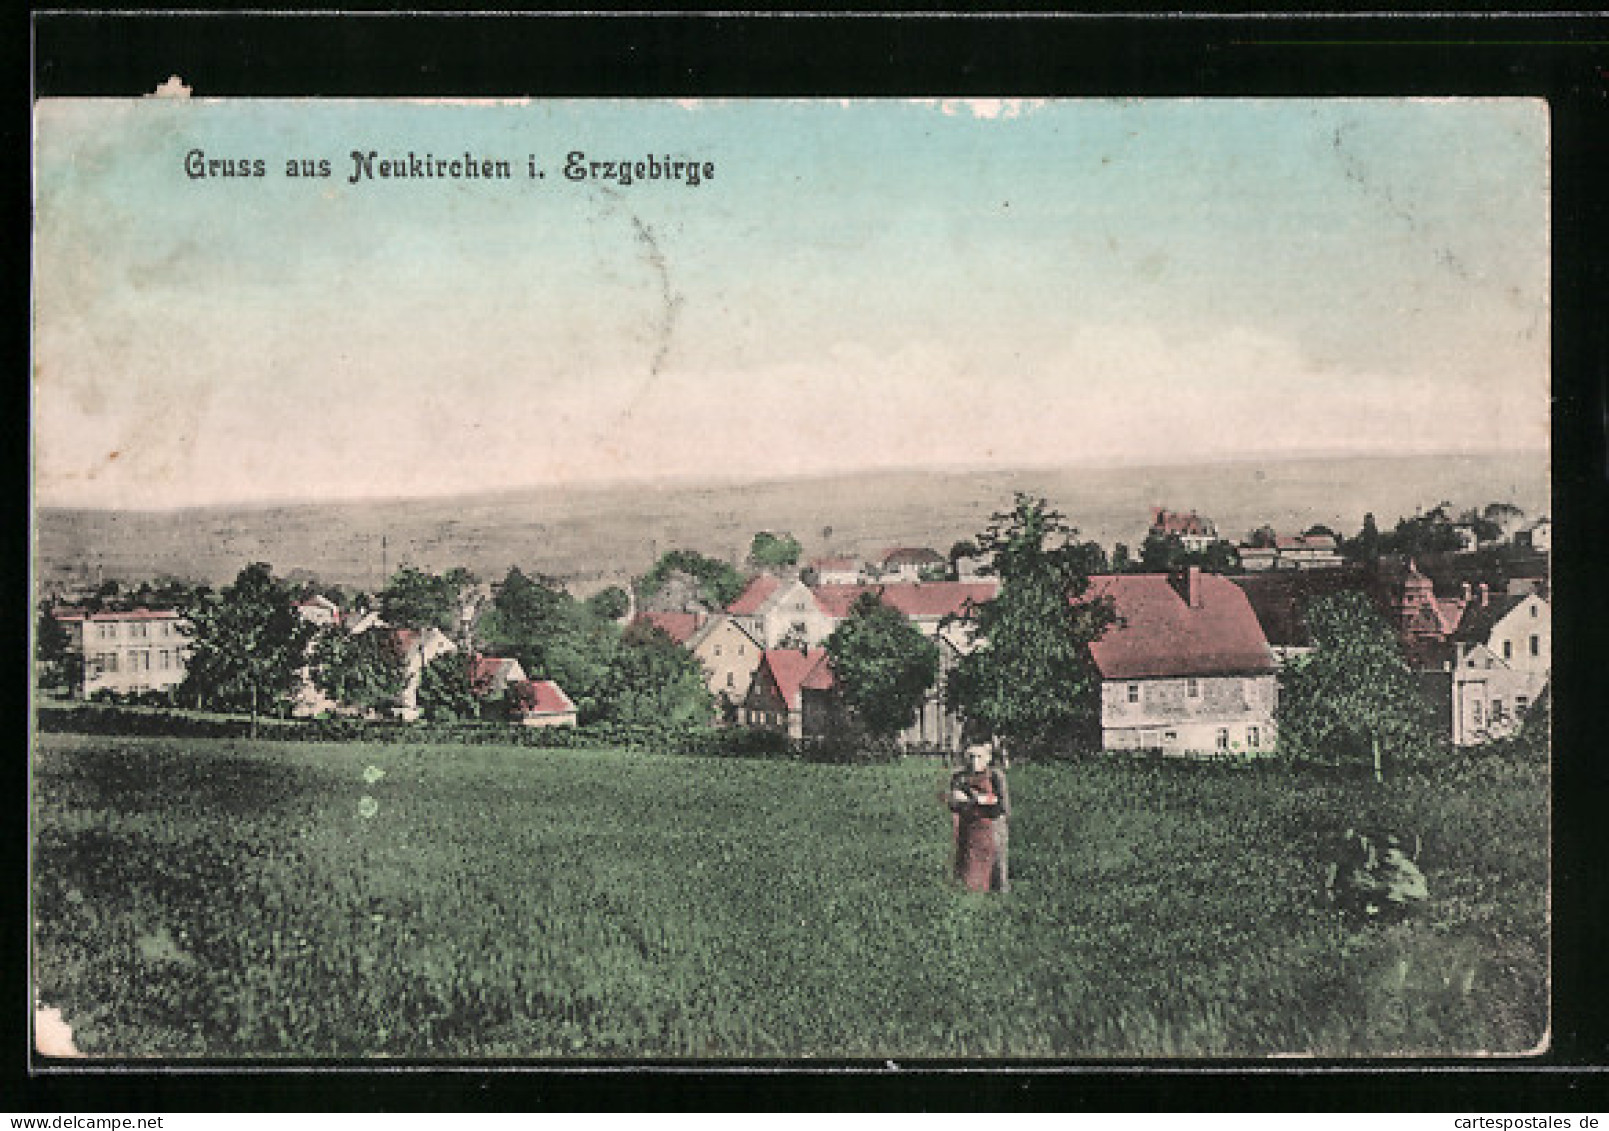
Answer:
[{"left": 33, "top": 452, "right": 1548, "bottom": 597}]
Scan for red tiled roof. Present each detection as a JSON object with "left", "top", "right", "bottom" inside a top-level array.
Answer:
[
  {"left": 810, "top": 581, "right": 998, "bottom": 621},
  {"left": 1083, "top": 573, "right": 1275, "bottom": 680},
  {"left": 509, "top": 679, "right": 576, "bottom": 715},
  {"left": 756, "top": 647, "right": 833, "bottom": 710},
  {"left": 631, "top": 611, "right": 707, "bottom": 645},
  {"left": 726, "top": 574, "right": 783, "bottom": 615}
]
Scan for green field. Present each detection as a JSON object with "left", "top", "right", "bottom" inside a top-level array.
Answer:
[{"left": 31, "top": 734, "right": 1547, "bottom": 1058}]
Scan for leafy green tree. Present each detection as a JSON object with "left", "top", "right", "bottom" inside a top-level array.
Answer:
[
  {"left": 637, "top": 550, "right": 747, "bottom": 610},
  {"left": 748, "top": 531, "right": 802, "bottom": 569},
  {"left": 586, "top": 586, "right": 632, "bottom": 621},
  {"left": 1383, "top": 503, "right": 1463, "bottom": 558},
  {"left": 824, "top": 591, "right": 940, "bottom": 740},
  {"left": 945, "top": 494, "right": 1116, "bottom": 756},
  {"left": 480, "top": 567, "right": 619, "bottom": 714},
  {"left": 34, "top": 603, "right": 81, "bottom": 693},
  {"left": 310, "top": 625, "right": 408, "bottom": 713},
  {"left": 179, "top": 563, "right": 313, "bottom": 735},
  {"left": 594, "top": 622, "right": 713, "bottom": 727},
  {"left": 417, "top": 650, "right": 481, "bottom": 721},
  {"left": 1275, "top": 592, "right": 1434, "bottom": 783},
  {"left": 380, "top": 566, "right": 474, "bottom": 633}
]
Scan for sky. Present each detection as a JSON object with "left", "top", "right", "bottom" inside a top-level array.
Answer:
[{"left": 33, "top": 97, "right": 1550, "bottom": 510}]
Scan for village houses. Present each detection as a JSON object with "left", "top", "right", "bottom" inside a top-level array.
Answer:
[{"left": 1082, "top": 567, "right": 1279, "bottom": 756}]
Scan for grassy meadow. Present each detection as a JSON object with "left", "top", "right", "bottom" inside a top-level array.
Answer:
[{"left": 31, "top": 733, "right": 1547, "bottom": 1059}]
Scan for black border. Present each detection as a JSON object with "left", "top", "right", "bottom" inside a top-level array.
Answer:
[{"left": 21, "top": 8, "right": 1609, "bottom": 1112}]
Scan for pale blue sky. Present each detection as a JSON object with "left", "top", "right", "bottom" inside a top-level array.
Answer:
[{"left": 34, "top": 97, "right": 1549, "bottom": 508}]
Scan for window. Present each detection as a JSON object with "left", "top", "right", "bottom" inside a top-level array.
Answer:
[
  {"left": 714, "top": 644, "right": 722, "bottom": 657},
  {"left": 1215, "top": 727, "right": 1230, "bottom": 751},
  {"left": 1127, "top": 684, "right": 1140, "bottom": 704},
  {"left": 1248, "top": 726, "right": 1261, "bottom": 749},
  {"left": 1472, "top": 701, "right": 1484, "bottom": 726},
  {"left": 133, "top": 651, "right": 151, "bottom": 671},
  {"left": 101, "top": 652, "right": 119, "bottom": 674},
  {"left": 1517, "top": 695, "right": 1530, "bottom": 714},
  {"left": 1492, "top": 699, "right": 1505, "bottom": 721},
  {"left": 97, "top": 623, "right": 116, "bottom": 640},
  {"left": 1530, "top": 635, "right": 1540, "bottom": 657},
  {"left": 738, "top": 645, "right": 745, "bottom": 655},
  {"left": 1530, "top": 605, "right": 1538, "bottom": 618},
  {"left": 129, "top": 623, "right": 148, "bottom": 639},
  {"left": 726, "top": 672, "right": 734, "bottom": 688},
  {"left": 1163, "top": 730, "right": 1177, "bottom": 743},
  {"left": 1187, "top": 678, "right": 1200, "bottom": 698},
  {"left": 159, "top": 623, "right": 171, "bottom": 637},
  {"left": 158, "top": 650, "right": 171, "bottom": 670},
  {"left": 1503, "top": 640, "right": 1513, "bottom": 661}
]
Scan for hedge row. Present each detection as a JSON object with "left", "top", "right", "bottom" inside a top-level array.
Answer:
[{"left": 31, "top": 705, "right": 905, "bottom": 762}]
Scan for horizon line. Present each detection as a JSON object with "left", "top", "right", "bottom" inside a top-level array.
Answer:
[{"left": 33, "top": 445, "right": 1550, "bottom": 516}]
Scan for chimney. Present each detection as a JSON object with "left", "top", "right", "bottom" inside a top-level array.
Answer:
[
  {"left": 1478, "top": 582, "right": 1489, "bottom": 608},
  {"left": 1460, "top": 581, "right": 1471, "bottom": 603},
  {"left": 1172, "top": 566, "right": 1204, "bottom": 608}
]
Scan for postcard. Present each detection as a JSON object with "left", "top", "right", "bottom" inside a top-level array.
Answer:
[{"left": 31, "top": 94, "right": 1550, "bottom": 1060}]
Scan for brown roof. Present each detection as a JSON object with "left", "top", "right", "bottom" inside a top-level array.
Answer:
[
  {"left": 1229, "top": 568, "right": 1381, "bottom": 649},
  {"left": 881, "top": 547, "right": 945, "bottom": 568},
  {"left": 811, "top": 580, "right": 998, "bottom": 621},
  {"left": 53, "top": 607, "right": 183, "bottom": 622},
  {"left": 1083, "top": 572, "right": 1274, "bottom": 680},
  {"left": 1451, "top": 594, "right": 1530, "bottom": 644}
]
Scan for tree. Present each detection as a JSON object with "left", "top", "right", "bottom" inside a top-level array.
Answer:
[
  {"left": 1346, "top": 513, "right": 1382, "bottom": 564},
  {"left": 594, "top": 622, "right": 714, "bottom": 727},
  {"left": 416, "top": 650, "right": 482, "bottom": 721},
  {"left": 310, "top": 625, "right": 408, "bottom": 713},
  {"left": 1111, "top": 542, "right": 1132, "bottom": 573},
  {"left": 34, "top": 603, "right": 82, "bottom": 693},
  {"left": 945, "top": 494, "right": 1116, "bottom": 755},
  {"left": 179, "top": 563, "right": 314, "bottom": 736},
  {"left": 748, "top": 531, "right": 802, "bottom": 569},
  {"left": 380, "top": 566, "right": 474, "bottom": 633},
  {"left": 586, "top": 586, "right": 631, "bottom": 622},
  {"left": 1275, "top": 592, "right": 1434, "bottom": 783},
  {"left": 824, "top": 591, "right": 940, "bottom": 740},
  {"left": 637, "top": 550, "right": 747, "bottom": 611},
  {"left": 480, "top": 567, "right": 620, "bottom": 715}
]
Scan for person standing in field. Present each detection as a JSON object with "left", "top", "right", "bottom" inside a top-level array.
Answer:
[{"left": 947, "top": 741, "right": 1010, "bottom": 892}]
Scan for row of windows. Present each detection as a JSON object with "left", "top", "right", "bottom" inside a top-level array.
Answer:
[
  {"left": 1124, "top": 678, "right": 1271, "bottom": 704},
  {"left": 89, "top": 649, "right": 179, "bottom": 675},
  {"left": 1471, "top": 695, "right": 1530, "bottom": 727},
  {"left": 1145, "top": 725, "right": 1263, "bottom": 750},
  {"left": 94, "top": 621, "right": 178, "bottom": 640}
]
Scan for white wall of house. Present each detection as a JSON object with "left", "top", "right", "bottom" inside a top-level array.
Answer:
[
  {"left": 756, "top": 580, "right": 838, "bottom": 648},
  {"left": 691, "top": 616, "right": 763, "bottom": 708},
  {"left": 70, "top": 613, "right": 190, "bottom": 697},
  {"left": 1099, "top": 673, "right": 1278, "bottom": 755}
]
